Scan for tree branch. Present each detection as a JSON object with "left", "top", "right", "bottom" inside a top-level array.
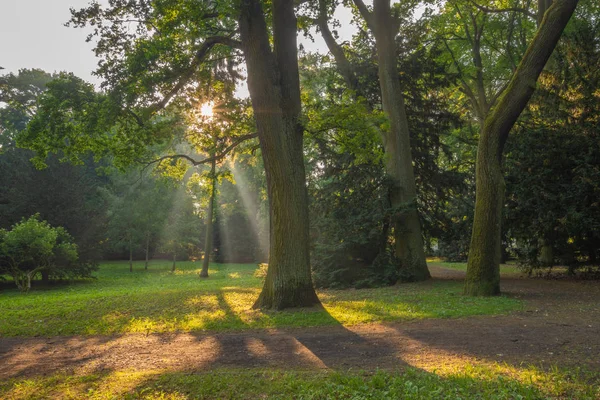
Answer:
[
  {"left": 352, "top": 0, "right": 375, "bottom": 30},
  {"left": 141, "top": 133, "right": 258, "bottom": 169},
  {"left": 148, "top": 35, "right": 242, "bottom": 114}
]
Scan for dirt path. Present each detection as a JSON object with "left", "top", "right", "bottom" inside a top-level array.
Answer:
[{"left": 1, "top": 266, "right": 599, "bottom": 379}]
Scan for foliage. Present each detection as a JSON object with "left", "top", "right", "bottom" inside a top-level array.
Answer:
[
  {"left": 0, "top": 215, "right": 94, "bottom": 292},
  {"left": 0, "top": 69, "right": 111, "bottom": 264},
  {"left": 302, "top": 22, "right": 461, "bottom": 287},
  {"left": 0, "top": 261, "right": 520, "bottom": 336},
  {"left": 0, "top": 68, "right": 57, "bottom": 147},
  {"left": 504, "top": 0, "right": 600, "bottom": 273}
]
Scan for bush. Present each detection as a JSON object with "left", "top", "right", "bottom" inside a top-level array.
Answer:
[{"left": 0, "top": 215, "right": 96, "bottom": 291}]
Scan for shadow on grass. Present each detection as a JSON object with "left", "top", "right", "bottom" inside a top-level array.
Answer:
[
  {"left": 1, "top": 284, "right": 599, "bottom": 398},
  {"left": 1, "top": 363, "right": 596, "bottom": 400}
]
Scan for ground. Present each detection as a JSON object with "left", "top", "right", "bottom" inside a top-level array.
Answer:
[{"left": 1, "top": 263, "right": 599, "bottom": 399}]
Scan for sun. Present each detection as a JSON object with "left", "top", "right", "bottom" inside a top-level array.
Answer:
[{"left": 200, "top": 102, "right": 214, "bottom": 118}]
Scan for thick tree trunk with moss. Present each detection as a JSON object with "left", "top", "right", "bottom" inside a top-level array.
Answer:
[
  {"left": 465, "top": 0, "right": 579, "bottom": 295},
  {"left": 465, "top": 136, "right": 504, "bottom": 295},
  {"left": 370, "top": 0, "right": 430, "bottom": 281},
  {"left": 239, "top": 0, "right": 320, "bottom": 309},
  {"left": 200, "top": 159, "right": 216, "bottom": 278}
]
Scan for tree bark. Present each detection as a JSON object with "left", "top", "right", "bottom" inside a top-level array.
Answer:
[
  {"left": 171, "top": 250, "right": 176, "bottom": 272},
  {"left": 323, "top": 0, "right": 429, "bottom": 280},
  {"left": 239, "top": 0, "right": 320, "bottom": 309},
  {"left": 465, "top": 0, "right": 579, "bottom": 295},
  {"left": 369, "top": 0, "right": 430, "bottom": 281},
  {"left": 200, "top": 158, "right": 216, "bottom": 278}
]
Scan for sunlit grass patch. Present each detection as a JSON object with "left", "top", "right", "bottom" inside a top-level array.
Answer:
[
  {"left": 0, "top": 261, "right": 521, "bottom": 337},
  {"left": 0, "top": 365, "right": 598, "bottom": 400},
  {"left": 432, "top": 261, "right": 523, "bottom": 275}
]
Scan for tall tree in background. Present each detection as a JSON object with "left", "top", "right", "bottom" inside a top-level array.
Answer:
[
  {"left": 1, "top": 69, "right": 108, "bottom": 271},
  {"left": 200, "top": 157, "right": 217, "bottom": 277},
  {"left": 345, "top": 0, "right": 430, "bottom": 280},
  {"left": 465, "top": 0, "right": 579, "bottom": 295}
]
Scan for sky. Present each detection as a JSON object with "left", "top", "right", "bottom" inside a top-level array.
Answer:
[
  {"left": 0, "top": 0, "right": 100, "bottom": 83},
  {"left": 0, "top": 0, "right": 356, "bottom": 96}
]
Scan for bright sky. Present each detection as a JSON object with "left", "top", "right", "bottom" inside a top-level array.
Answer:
[
  {"left": 0, "top": 0, "right": 100, "bottom": 84},
  {"left": 0, "top": 0, "right": 356, "bottom": 97}
]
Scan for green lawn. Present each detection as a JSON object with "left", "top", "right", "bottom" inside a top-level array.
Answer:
[
  {"left": 429, "top": 261, "right": 524, "bottom": 275},
  {"left": 0, "top": 261, "right": 521, "bottom": 337},
  {"left": 1, "top": 365, "right": 598, "bottom": 400}
]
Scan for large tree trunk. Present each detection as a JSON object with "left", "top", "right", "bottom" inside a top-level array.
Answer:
[
  {"left": 239, "top": 0, "right": 320, "bottom": 309},
  {"left": 465, "top": 137, "right": 504, "bottom": 295},
  {"left": 326, "top": 0, "right": 430, "bottom": 280},
  {"left": 465, "top": 0, "right": 579, "bottom": 295},
  {"left": 370, "top": 0, "right": 430, "bottom": 281},
  {"left": 200, "top": 158, "right": 216, "bottom": 278}
]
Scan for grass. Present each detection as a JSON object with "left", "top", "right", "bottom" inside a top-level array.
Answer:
[
  {"left": 430, "top": 260, "right": 524, "bottom": 275},
  {"left": 0, "top": 261, "right": 521, "bottom": 337},
  {"left": 1, "top": 364, "right": 598, "bottom": 399}
]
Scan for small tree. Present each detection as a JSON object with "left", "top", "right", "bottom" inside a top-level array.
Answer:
[
  {"left": 0, "top": 215, "right": 80, "bottom": 292},
  {"left": 158, "top": 187, "right": 201, "bottom": 272}
]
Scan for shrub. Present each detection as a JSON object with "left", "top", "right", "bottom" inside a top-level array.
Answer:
[{"left": 0, "top": 215, "right": 95, "bottom": 291}]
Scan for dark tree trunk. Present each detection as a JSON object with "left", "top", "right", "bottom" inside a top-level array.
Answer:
[
  {"left": 370, "top": 0, "right": 430, "bottom": 281},
  {"left": 200, "top": 158, "right": 216, "bottom": 278},
  {"left": 239, "top": 0, "right": 320, "bottom": 309},
  {"left": 538, "top": 0, "right": 554, "bottom": 25},
  {"left": 172, "top": 251, "right": 176, "bottom": 273},
  {"left": 324, "top": 0, "right": 430, "bottom": 281},
  {"left": 465, "top": 0, "right": 579, "bottom": 295}
]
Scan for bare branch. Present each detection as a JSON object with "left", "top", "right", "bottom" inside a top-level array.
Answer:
[
  {"left": 442, "top": 39, "right": 481, "bottom": 114},
  {"left": 140, "top": 133, "right": 258, "bottom": 169}
]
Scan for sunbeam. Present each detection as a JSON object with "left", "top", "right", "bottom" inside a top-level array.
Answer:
[{"left": 231, "top": 162, "right": 269, "bottom": 261}]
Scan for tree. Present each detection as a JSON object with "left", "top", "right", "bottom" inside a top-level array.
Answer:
[
  {"left": 465, "top": 0, "right": 580, "bottom": 295},
  {"left": 299, "top": 38, "right": 459, "bottom": 287},
  {"left": 315, "top": 0, "right": 431, "bottom": 280},
  {"left": 103, "top": 180, "right": 146, "bottom": 272},
  {"left": 504, "top": 0, "right": 600, "bottom": 274},
  {"left": 158, "top": 186, "right": 201, "bottom": 272},
  {"left": 239, "top": 0, "right": 320, "bottom": 308},
  {"left": 21, "top": 0, "right": 320, "bottom": 309},
  {"left": 1, "top": 69, "right": 109, "bottom": 270},
  {"left": 0, "top": 215, "right": 86, "bottom": 292},
  {"left": 200, "top": 157, "right": 216, "bottom": 277}
]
